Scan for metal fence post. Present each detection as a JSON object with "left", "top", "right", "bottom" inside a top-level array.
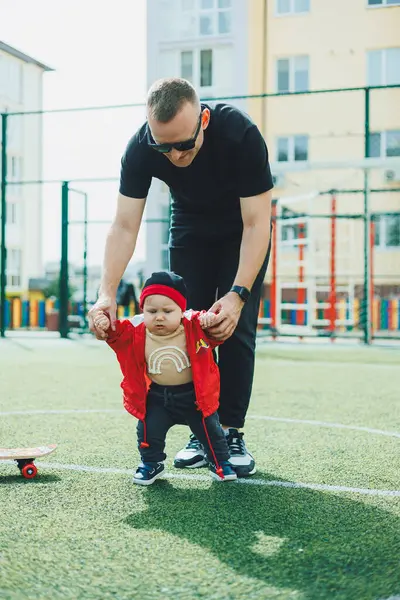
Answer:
[
  {"left": 0, "top": 113, "right": 8, "bottom": 338},
  {"left": 83, "top": 192, "right": 88, "bottom": 328},
  {"left": 363, "top": 87, "right": 371, "bottom": 345},
  {"left": 59, "top": 181, "right": 69, "bottom": 338}
]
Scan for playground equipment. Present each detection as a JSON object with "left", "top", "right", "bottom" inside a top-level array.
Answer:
[{"left": 257, "top": 156, "right": 400, "bottom": 341}]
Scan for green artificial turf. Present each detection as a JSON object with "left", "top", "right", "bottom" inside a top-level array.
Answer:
[{"left": 0, "top": 337, "right": 399, "bottom": 600}]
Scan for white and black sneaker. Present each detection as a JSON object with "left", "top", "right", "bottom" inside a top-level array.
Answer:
[
  {"left": 226, "top": 429, "right": 256, "bottom": 477},
  {"left": 133, "top": 462, "right": 164, "bottom": 486},
  {"left": 173, "top": 434, "right": 207, "bottom": 469}
]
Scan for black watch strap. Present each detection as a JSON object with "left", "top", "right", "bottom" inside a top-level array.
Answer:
[{"left": 230, "top": 285, "right": 251, "bottom": 303}]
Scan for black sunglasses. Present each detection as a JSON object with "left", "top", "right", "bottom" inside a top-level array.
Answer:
[{"left": 147, "top": 113, "right": 203, "bottom": 154}]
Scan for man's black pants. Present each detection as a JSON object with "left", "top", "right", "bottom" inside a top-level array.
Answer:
[
  {"left": 137, "top": 382, "right": 229, "bottom": 464},
  {"left": 170, "top": 235, "right": 270, "bottom": 429}
]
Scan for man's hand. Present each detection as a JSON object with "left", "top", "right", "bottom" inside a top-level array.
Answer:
[
  {"left": 205, "top": 292, "right": 244, "bottom": 341},
  {"left": 88, "top": 295, "right": 117, "bottom": 340}
]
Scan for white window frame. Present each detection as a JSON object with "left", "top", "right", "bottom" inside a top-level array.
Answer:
[
  {"left": 374, "top": 215, "right": 400, "bottom": 250},
  {"left": 180, "top": 48, "right": 214, "bottom": 92},
  {"left": 276, "top": 135, "right": 309, "bottom": 162},
  {"left": 181, "top": 0, "right": 233, "bottom": 38},
  {"left": 367, "top": 0, "right": 400, "bottom": 7},
  {"left": 367, "top": 48, "right": 400, "bottom": 86},
  {"left": 276, "top": 56, "right": 309, "bottom": 93},
  {"left": 369, "top": 130, "right": 400, "bottom": 157},
  {"left": 276, "top": 0, "right": 310, "bottom": 16}
]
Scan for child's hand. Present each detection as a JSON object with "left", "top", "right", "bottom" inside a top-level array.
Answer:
[
  {"left": 92, "top": 310, "right": 110, "bottom": 336},
  {"left": 199, "top": 311, "right": 218, "bottom": 329}
]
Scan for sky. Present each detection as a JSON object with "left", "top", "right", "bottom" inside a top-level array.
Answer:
[{"left": 0, "top": 0, "right": 147, "bottom": 267}]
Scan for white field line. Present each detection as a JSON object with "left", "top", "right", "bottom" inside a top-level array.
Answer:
[
  {"left": 2, "top": 460, "right": 399, "bottom": 497},
  {"left": 247, "top": 415, "right": 400, "bottom": 439}
]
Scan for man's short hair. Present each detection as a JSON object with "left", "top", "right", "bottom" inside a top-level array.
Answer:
[{"left": 147, "top": 78, "right": 200, "bottom": 123}]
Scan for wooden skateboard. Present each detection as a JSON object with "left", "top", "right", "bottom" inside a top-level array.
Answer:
[{"left": 0, "top": 444, "right": 57, "bottom": 479}]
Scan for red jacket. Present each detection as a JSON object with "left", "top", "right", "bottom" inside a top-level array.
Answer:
[{"left": 106, "top": 311, "right": 221, "bottom": 421}]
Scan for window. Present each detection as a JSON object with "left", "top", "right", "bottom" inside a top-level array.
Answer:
[
  {"left": 294, "top": 135, "right": 308, "bottom": 160},
  {"left": 7, "top": 155, "right": 22, "bottom": 197},
  {"left": 181, "top": 51, "right": 193, "bottom": 81},
  {"left": 277, "top": 56, "right": 309, "bottom": 93},
  {"left": 367, "top": 48, "right": 400, "bottom": 86},
  {"left": 277, "top": 135, "right": 309, "bottom": 162},
  {"left": 6, "top": 202, "right": 18, "bottom": 225},
  {"left": 368, "top": 131, "right": 400, "bottom": 157},
  {"left": 386, "top": 131, "right": 400, "bottom": 157},
  {"left": 11, "top": 156, "right": 20, "bottom": 179},
  {"left": 374, "top": 215, "right": 400, "bottom": 248},
  {"left": 277, "top": 59, "right": 290, "bottom": 93},
  {"left": 277, "top": 137, "right": 289, "bottom": 162},
  {"left": 281, "top": 207, "right": 308, "bottom": 243},
  {"left": 200, "top": 0, "right": 232, "bottom": 35},
  {"left": 277, "top": 0, "right": 310, "bottom": 15},
  {"left": 368, "top": 0, "right": 400, "bottom": 6},
  {"left": 7, "top": 248, "right": 22, "bottom": 287},
  {"left": 182, "top": 0, "right": 232, "bottom": 37},
  {"left": 200, "top": 49, "right": 213, "bottom": 87},
  {"left": 180, "top": 48, "right": 214, "bottom": 89}
]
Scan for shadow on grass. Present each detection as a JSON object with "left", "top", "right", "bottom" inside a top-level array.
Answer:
[
  {"left": 124, "top": 473, "right": 400, "bottom": 600},
  {"left": 0, "top": 473, "right": 62, "bottom": 485}
]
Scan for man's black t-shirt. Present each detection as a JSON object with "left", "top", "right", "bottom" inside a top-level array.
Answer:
[{"left": 119, "top": 103, "right": 273, "bottom": 247}]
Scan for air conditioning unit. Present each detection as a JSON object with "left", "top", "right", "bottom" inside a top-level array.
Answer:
[
  {"left": 384, "top": 168, "right": 400, "bottom": 183},
  {"left": 272, "top": 173, "right": 286, "bottom": 188}
]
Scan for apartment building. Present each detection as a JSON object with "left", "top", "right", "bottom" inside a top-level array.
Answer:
[
  {"left": 145, "top": 0, "right": 400, "bottom": 305},
  {"left": 250, "top": 0, "right": 400, "bottom": 302},
  {"left": 0, "top": 41, "right": 53, "bottom": 296},
  {"left": 146, "top": 0, "right": 255, "bottom": 275}
]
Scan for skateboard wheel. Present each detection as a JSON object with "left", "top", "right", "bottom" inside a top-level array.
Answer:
[{"left": 21, "top": 463, "right": 38, "bottom": 479}]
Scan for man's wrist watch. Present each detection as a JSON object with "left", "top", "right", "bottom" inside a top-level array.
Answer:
[{"left": 230, "top": 285, "right": 251, "bottom": 304}]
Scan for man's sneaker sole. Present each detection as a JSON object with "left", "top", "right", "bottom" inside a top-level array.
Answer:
[
  {"left": 210, "top": 471, "right": 237, "bottom": 482},
  {"left": 232, "top": 465, "right": 257, "bottom": 478},
  {"left": 174, "top": 457, "right": 207, "bottom": 469},
  {"left": 133, "top": 470, "right": 164, "bottom": 486}
]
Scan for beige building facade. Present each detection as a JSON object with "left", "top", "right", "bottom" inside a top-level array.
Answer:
[{"left": 246, "top": 0, "right": 400, "bottom": 325}]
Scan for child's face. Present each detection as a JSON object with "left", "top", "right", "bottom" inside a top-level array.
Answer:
[{"left": 143, "top": 295, "right": 183, "bottom": 335}]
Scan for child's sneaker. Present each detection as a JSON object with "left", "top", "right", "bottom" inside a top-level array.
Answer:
[
  {"left": 209, "top": 460, "right": 238, "bottom": 482},
  {"left": 133, "top": 462, "right": 164, "bottom": 486}
]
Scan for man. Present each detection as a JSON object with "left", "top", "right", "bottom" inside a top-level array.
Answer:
[{"left": 89, "top": 78, "right": 273, "bottom": 477}]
